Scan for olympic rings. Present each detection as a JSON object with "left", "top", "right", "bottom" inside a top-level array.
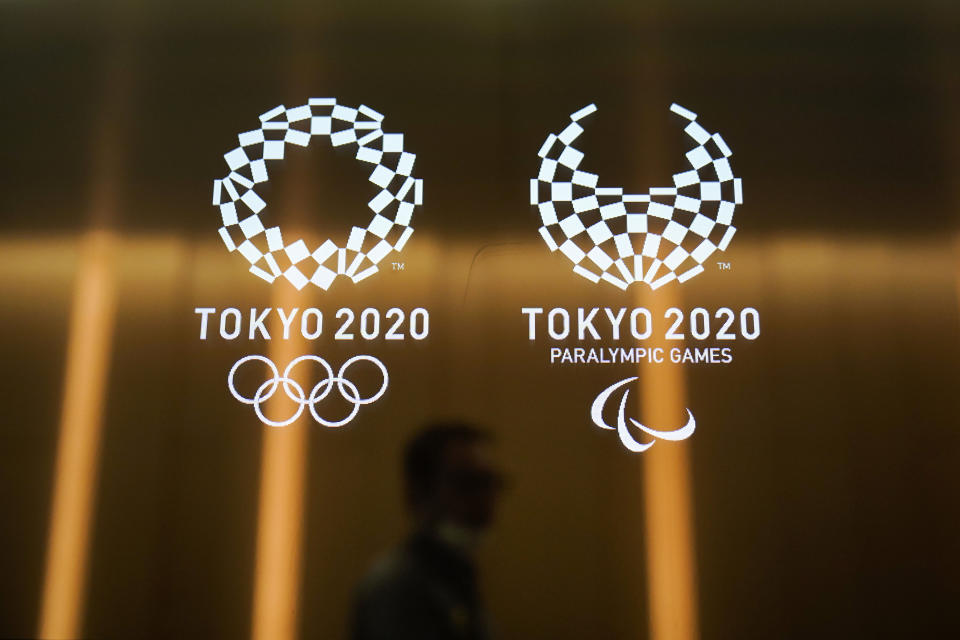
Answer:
[{"left": 227, "top": 354, "right": 389, "bottom": 428}]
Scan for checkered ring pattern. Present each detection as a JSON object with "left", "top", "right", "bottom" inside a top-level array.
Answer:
[
  {"left": 212, "top": 99, "right": 423, "bottom": 290},
  {"left": 530, "top": 103, "right": 743, "bottom": 290}
]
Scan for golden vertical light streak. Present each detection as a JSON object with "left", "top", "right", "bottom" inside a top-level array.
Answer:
[
  {"left": 639, "top": 287, "right": 699, "bottom": 640},
  {"left": 38, "top": 230, "right": 118, "bottom": 640},
  {"left": 37, "top": 26, "right": 134, "bottom": 637},
  {"left": 629, "top": 10, "right": 700, "bottom": 629},
  {"left": 251, "top": 283, "right": 310, "bottom": 640},
  {"left": 249, "top": 17, "right": 321, "bottom": 639}
]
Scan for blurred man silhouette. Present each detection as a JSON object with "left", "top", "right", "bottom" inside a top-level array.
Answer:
[{"left": 351, "top": 422, "right": 503, "bottom": 640}]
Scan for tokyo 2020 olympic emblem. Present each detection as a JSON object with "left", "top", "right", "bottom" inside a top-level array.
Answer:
[{"left": 213, "top": 98, "right": 423, "bottom": 290}]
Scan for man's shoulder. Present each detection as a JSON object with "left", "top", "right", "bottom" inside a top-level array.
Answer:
[
  {"left": 352, "top": 545, "right": 459, "bottom": 640},
  {"left": 356, "top": 545, "right": 428, "bottom": 600}
]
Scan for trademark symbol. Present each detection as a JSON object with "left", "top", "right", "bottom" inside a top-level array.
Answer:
[
  {"left": 717, "top": 261, "right": 731, "bottom": 271},
  {"left": 392, "top": 262, "right": 405, "bottom": 271}
]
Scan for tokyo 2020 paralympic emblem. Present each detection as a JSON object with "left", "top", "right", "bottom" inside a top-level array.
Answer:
[
  {"left": 212, "top": 98, "right": 423, "bottom": 290},
  {"left": 527, "top": 103, "right": 747, "bottom": 452},
  {"left": 530, "top": 103, "right": 743, "bottom": 290}
]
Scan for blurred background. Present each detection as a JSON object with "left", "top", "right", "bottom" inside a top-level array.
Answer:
[{"left": 1, "top": 0, "right": 959, "bottom": 638}]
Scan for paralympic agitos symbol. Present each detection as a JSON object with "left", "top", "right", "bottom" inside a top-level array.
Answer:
[
  {"left": 530, "top": 103, "right": 743, "bottom": 290},
  {"left": 591, "top": 376, "right": 696, "bottom": 453}
]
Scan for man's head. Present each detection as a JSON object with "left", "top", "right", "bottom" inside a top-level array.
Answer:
[{"left": 403, "top": 422, "right": 502, "bottom": 532}]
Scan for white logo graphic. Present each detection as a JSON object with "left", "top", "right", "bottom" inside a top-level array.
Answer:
[
  {"left": 228, "top": 354, "right": 388, "bottom": 427},
  {"left": 530, "top": 103, "right": 743, "bottom": 290},
  {"left": 213, "top": 98, "right": 423, "bottom": 290},
  {"left": 590, "top": 376, "right": 696, "bottom": 452}
]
